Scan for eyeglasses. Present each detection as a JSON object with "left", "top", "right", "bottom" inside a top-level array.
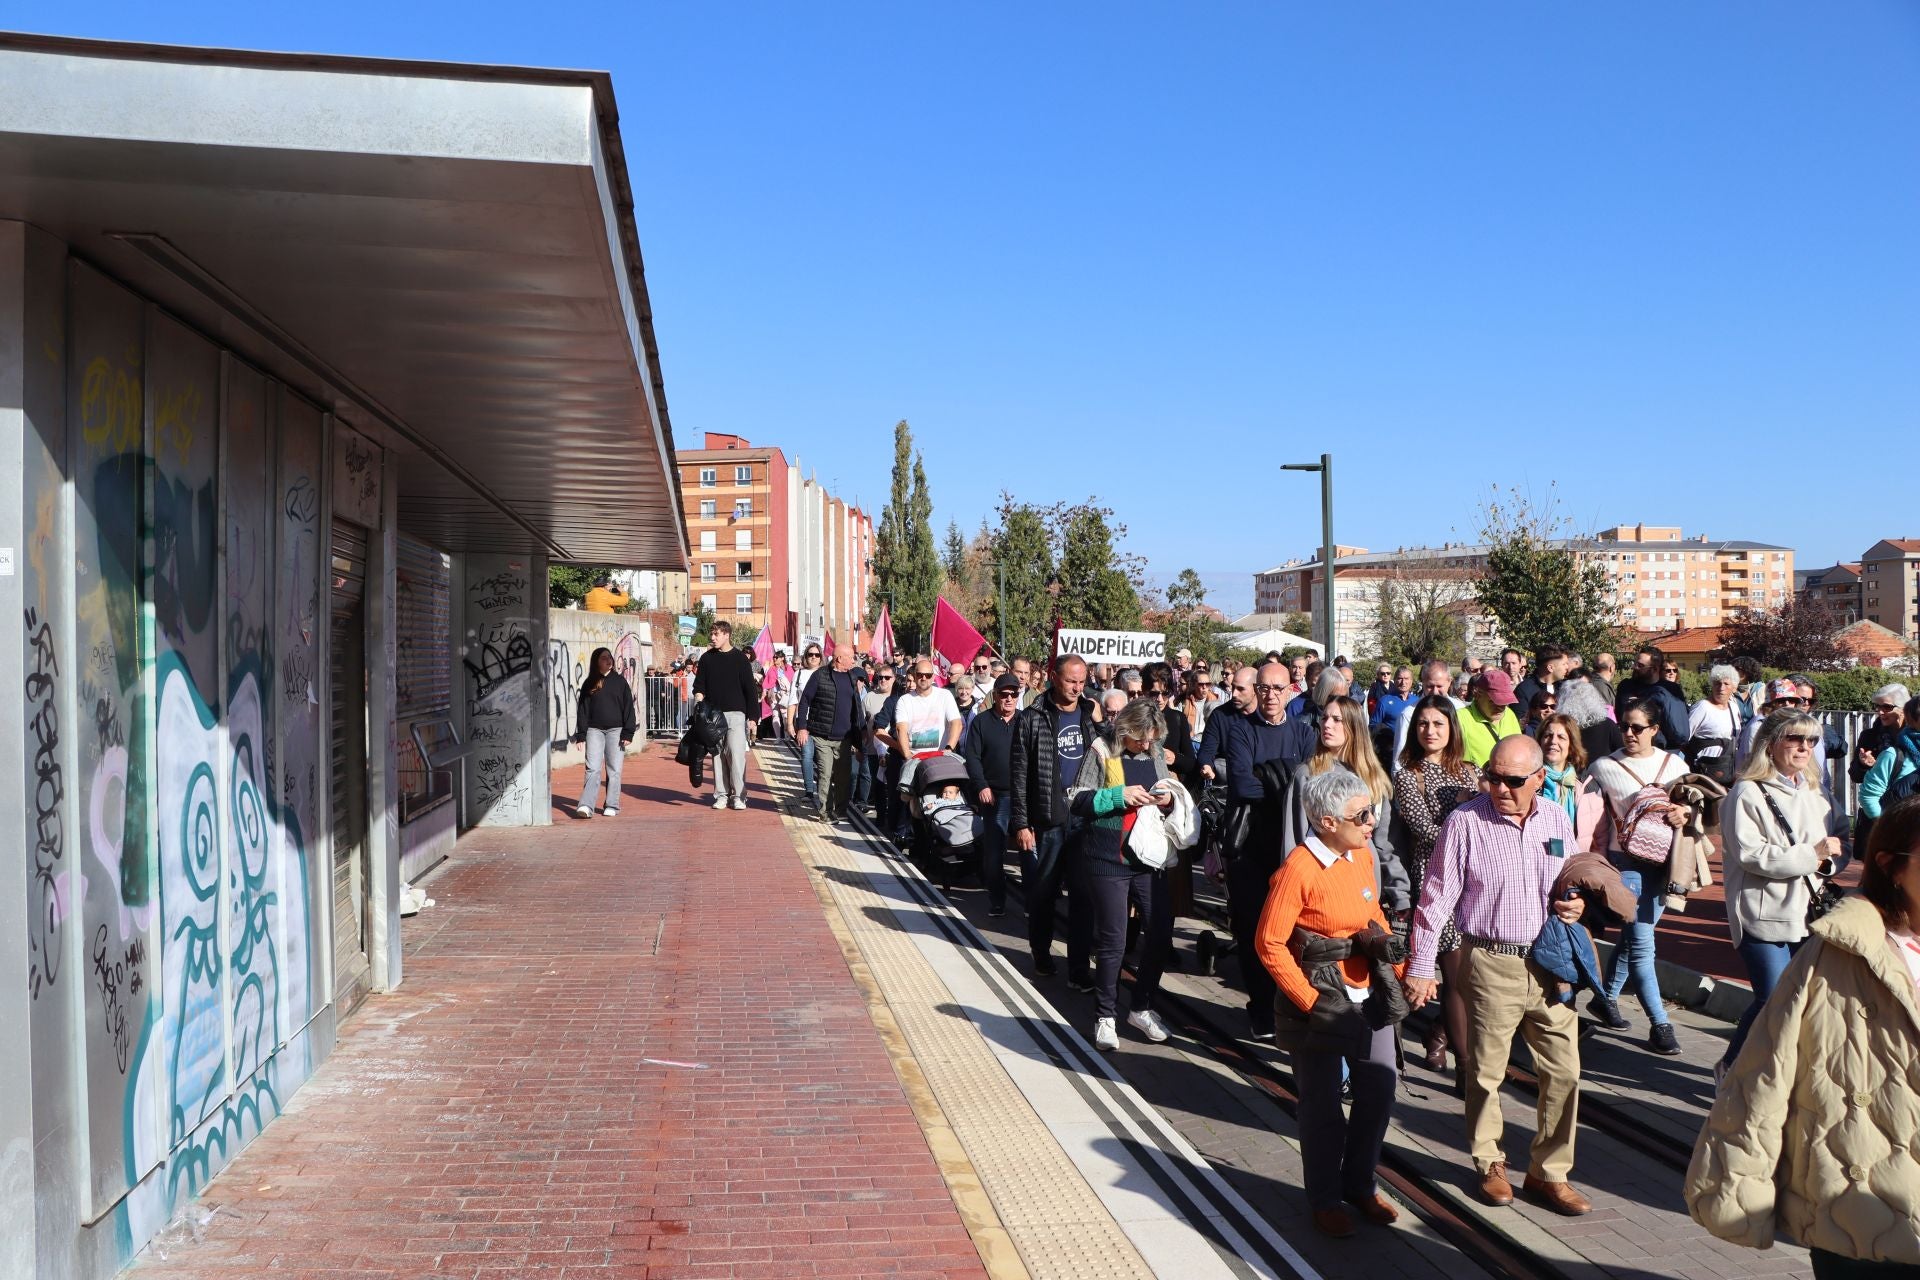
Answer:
[
  {"left": 1144, "top": 688, "right": 1169, "bottom": 699},
  {"left": 1342, "top": 806, "right": 1377, "bottom": 826},
  {"left": 875, "top": 674, "right": 895, "bottom": 682},
  {"left": 973, "top": 664, "right": 990, "bottom": 673},
  {"left": 1621, "top": 722, "right": 1657, "bottom": 734},
  {"left": 1537, "top": 702, "right": 1557, "bottom": 711},
  {"left": 996, "top": 689, "right": 1019, "bottom": 698},
  {"left": 1875, "top": 704, "right": 1900, "bottom": 713},
  {"left": 1484, "top": 770, "right": 1539, "bottom": 789},
  {"left": 912, "top": 671, "right": 936, "bottom": 680},
  {"left": 1780, "top": 733, "right": 1820, "bottom": 748},
  {"left": 803, "top": 653, "right": 821, "bottom": 661},
  {"left": 1254, "top": 683, "right": 1289, "bottom": 695},
  {"left": 1770, "top": 697, "right": 1806, "bottom": 708}
]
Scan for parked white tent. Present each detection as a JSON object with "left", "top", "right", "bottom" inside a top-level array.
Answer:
[{"left": 1218, "top": 628, "right": 1324, "bottom": 656}]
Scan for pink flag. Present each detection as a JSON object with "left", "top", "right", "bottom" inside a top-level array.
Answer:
[
  {"left": 751, "top": 624, "right": 775, "bottom": 664},
  {"left": 931, "top": 596, "right": 988, "bottom": 670},
  {"left": 873, "top": 605, "right": 895, "bottom": 664}
]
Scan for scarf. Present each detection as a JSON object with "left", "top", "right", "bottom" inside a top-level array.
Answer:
[{"left": 1542, "top": 764, "right": 1580, "bottom": 822}]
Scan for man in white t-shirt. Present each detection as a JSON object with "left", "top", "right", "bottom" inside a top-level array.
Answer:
[{"left": 880, "top": 659, "right": 964, "bottom": 757}]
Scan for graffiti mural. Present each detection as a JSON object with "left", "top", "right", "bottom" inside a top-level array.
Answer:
[{"left": 464, "top": 561, "right": 536, "bottom": 825}]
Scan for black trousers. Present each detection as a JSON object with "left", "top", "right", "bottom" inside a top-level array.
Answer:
[
  {"left": 1226, "top": 843, "right": 1284, "bottom": 1032},
  {"left": 1077, "top": 865, "right": 1172, "bottom": 1020}
]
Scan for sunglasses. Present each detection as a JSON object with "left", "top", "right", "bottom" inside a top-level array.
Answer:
[
  {"left": 912, "top": 671, "right": 936, "bottom": 680},
  {"left": 876, "top": 674, "right": 895, "bottom": 681},
  {"left": 1780, "top": 733, "right": 1821, "bottom": 748},
  {"left": 1875, "top": 704, "right": 1900, "bottom": 713},
  {"left": 996, "top": 689, "right": 1019, "bottom": 698},
  {"left": 1343, "top": 806, "right": 1377, "bottom": 826},
  {"left": 1621, "top": 721, "right": 1657, "bottom": 734},
  {"left": 1536, "top": 702, "right": 1557, "bottom": 711},
  {"left": 804, "top": 653, "right": 821, "bottom": 660},
  {"left": 1485, "top": 769, "right": 1539, "bottom": 789}
]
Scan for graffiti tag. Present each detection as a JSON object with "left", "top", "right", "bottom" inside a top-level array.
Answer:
[{"left": 26, "top": 606, "right": 65, "bottom": 997}]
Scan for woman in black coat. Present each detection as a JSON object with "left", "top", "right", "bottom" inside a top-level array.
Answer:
[{"left": 575, "top": 647, "right": 636, "bottom": 817}]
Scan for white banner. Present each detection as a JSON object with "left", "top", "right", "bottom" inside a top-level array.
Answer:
[{"left": 1055, "top": 628, "right": 1166, "bottom": 664}]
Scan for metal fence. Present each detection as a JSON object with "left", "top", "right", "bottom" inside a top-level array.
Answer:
[
  {"left": 1820, "top": 709, "right": 1874, "bottom": 820},
  {"left": 643, "top": 675, "right": 688, "bottom": 738}
]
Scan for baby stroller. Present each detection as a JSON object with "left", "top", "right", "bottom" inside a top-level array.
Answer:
[{"left": 908, "top": 752, "right": 981, "bottom": 892}]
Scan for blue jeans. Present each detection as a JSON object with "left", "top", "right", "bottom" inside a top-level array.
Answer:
[
  {"left": 576, "top": 727, "right": 626, "bottom": 811},
  {"left": 1724, "top": 936, "right": 1804, "bottom": 1066},
  {"left": 1603, "top": 858, "right": 1670, "bottom": 1026},
  {"left": 851, "top": 751, "right": 874, "bottom": 808},
  {"left": 980, "top": 794, "right": 1010, "bottom": 912},
  {"left": 800, "top": 734, "right": 818, "bottom": 801}
]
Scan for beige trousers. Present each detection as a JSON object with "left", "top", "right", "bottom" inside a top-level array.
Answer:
[{"left": 1457, "top": 944, "right": 1581, "bottom": 1181}]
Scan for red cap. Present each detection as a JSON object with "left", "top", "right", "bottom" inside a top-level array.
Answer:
[{"left": 1476, "top": 670, "right": 1520, "bottom": 707}]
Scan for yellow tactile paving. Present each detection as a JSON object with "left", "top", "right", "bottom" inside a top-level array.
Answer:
[{"left": 765, "top": 749, "right": 1156, "bottom": 1280}]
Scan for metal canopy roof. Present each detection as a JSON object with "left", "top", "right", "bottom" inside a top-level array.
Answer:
[{"left": 0, "top": 33, "right": 687, "bottom": 568}]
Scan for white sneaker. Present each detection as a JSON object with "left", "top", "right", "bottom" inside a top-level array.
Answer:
[
  {"left": 1094, "top": 1017, "right": 1119, "bottom": 1052},
  {"left": 1127, "top": 1009, "right": 1170, "bottom": 1044},
  {"left": 577, "top": 805, "right": 595, "bottom": 819},
  {"left": 730, "top": 798, "right": 747, "bottom": 810},
  {"left": 713, "top": 795, "right": 728, "bottom": 810},
  {"left": 602, "top": 808, "right": 619, "bottom": 818}
]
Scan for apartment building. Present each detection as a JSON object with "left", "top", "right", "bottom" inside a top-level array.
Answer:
[
  {"left": 1860, "top": 540, "right": 1920, "bottom": 639},
  {"left": 1253, "top": 524, "right": 1794, "bottom": 657},
  {"left": 675, "top": 433, "right": 873, "bottom": 647},
  {"left": 1794, "top": 562, "right": 1863, "bottom": 623}
]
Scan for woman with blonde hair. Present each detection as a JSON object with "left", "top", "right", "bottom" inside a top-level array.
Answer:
[
  {"left": 1282, "top": 695, "right": 1410, "bottom": 917},
  {"left": 1714, "top": 709, "right": 1850, "bottom": 1080}
]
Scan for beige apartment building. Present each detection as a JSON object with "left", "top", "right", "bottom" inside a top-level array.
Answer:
[{"left": 1253, "top": 524, "right": 1793, "bottom": 658}]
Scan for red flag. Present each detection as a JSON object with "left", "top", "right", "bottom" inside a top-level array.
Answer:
[
  {"left": 931, "top": 596, "right": 988, "bottom": 670},
  {"left": 873, "top": 605, "right": 896, "bottom": 664},
  {"left": 822, "top": 630, "right": 836, "bottom": 659}
]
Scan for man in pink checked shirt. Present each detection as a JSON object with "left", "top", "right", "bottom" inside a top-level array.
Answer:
[{"left": 1404, "top": 735, "right": 1593, "bottom": 1218}]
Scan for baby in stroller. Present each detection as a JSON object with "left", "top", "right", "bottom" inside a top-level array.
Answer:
[{"left": 906, "top": 752, "right": 982, "bottom": 891}]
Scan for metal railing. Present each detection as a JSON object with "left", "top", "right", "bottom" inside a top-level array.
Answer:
[{"left": 643, "top": 676, "right": 689, "bottom": 738}]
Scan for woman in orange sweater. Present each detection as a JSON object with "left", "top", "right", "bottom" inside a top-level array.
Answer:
[{"left": 1256, "top": 768, "right": 1409, "bottom": 1240}]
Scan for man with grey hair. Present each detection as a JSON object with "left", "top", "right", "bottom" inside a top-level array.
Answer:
[
  {"left": 1406, "top": 734, "right": 1591, "bottom": 1216},
  {"left": 1114, "top": 667, "right": 1143, "bottom": 696},
  {"left": 1101, "top": 687, "right": 1130, "bottom": 723},
  {"left": 1287, "top": 664, "right": 1350, "bottom": 722}
]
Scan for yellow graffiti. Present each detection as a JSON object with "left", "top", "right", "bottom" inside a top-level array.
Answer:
[
  {"left": 80, "top": 354, "right": 142, "bottom": 456},
  {"left": 28, "top": 489, "right": 55, "bottom": 615},
  {"left": 153, "top": 383, "right": 203, "bottom": 465}
]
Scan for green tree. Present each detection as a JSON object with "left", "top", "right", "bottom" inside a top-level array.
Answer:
[
  {"left": 1474, "top": 486, "right": 1622, "bottom": 659},
  {"left": 1057, "top": 505, "right": 1141, "bottom": 631},
  {"left": 1373, "top": 572, "right": 1468, "bottom": 665},
  {"left": 549, "top": 564, "right": 614, "bottom": 608},
  {"left": 689, "top": 599, "right": 717, "bottom": 647},
  {"left": 1718, "top": 598, "right": 1847, "bottom": 671},
  {"left": 867, "top": 420, "right": 941, "bottom": 651},
  {"left": 1162, "top": 567, "right": 1230, "bottom": 658},
  {"left": 986, "top": 500, "right": 1055, "bottom": 660},
  {"left": 942, "top": 520, "right": 968, "bottom": 583}
]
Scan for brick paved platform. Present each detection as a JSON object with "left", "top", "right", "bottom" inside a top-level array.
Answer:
[{"left": 124, "top": 742, "right": 992, "bottom": 1280}]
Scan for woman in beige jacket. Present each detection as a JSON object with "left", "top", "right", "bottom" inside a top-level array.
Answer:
[{"left": 1686, "top": 795, "right": 1920, "bottom": 1279}]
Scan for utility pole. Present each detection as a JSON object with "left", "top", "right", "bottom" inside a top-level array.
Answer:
[{"left": 1282, "top": 454, "right": 1336, "bottom": 659}]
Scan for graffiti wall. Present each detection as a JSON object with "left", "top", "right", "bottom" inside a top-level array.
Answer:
[
  {"left": 545, "top": 608, "right": 654, "bottom": 750},
  {"left": 463, "top": 556, "right": 543, "bottom": 826},
  {"left": 21, "top": 255, "right": 331, "bottom": 1277}
]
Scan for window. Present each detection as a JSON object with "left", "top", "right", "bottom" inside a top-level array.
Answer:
[
  {"left": 700, "top": 563, "right": 716, "bottom": 582},
  {"left": 733, "top": 499, "right": 751, "bottom": 518},
  {"left": 699, "top": 468, "right": 716, "bottom": 487},
  {"left": 699, "top": 499, "right": 716, "bottom": 518},
  {"left": 735, "top": 464, "right": 752, "bottom": 484},
  {"left": 699, "top": 531, "right": 716, "bottom": 552},
  {"left": 735, "top": 530, "right": 752, "bottom": 551},
  {"left": 736, "top": 561, "right": 753, "bottom": 581},
  {"left": 700, "top": 594, "right": 717, "bottom": 612},
  {"left": 735, "top": 593, "right": 753, "bottom": 613}
]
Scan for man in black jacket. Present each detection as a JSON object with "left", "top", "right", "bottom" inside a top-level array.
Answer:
[
  {"left": 962, "top": 673, "right": 1022, "bottom": 915},
  {"left": 795, "top": 639, "right": 869, "bottom": 822},
  {"left": 1010, "top": 655, "right": 1102, "bottom": 981},
  {"left": 691, "top": 621, "right": 760, "bottom": 810}
]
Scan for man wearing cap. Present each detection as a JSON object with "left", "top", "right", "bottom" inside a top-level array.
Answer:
[
  {"left": 962, "top": 672, "right": 1023, "bottom": 916},
  {"left": 1173, "top": 647, "right": 1194, "bottom": 676},
  {"left": 1460, "top": 671, "right": 1523, "bottom": 768}
]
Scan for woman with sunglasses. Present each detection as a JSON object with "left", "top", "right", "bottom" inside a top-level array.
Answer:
[
  {"left": 1716, "top": 710, "right": 1849, "bottom": 1079},
  {"left": 1392, "top": 693, "right": 1480, "bottom": 1080},
  {"left": 1688, "top": 795, "right": 1920, "bottom": 1277},
  {"left": 1586, "top": 703, "right": 1689, "bottom": 1055},
  {"left": 1257, "top": 768, "right": 1407, "bottom": 1238},
  {"left": 1856, "top": 696, "right": 1920, "bottom": 854},
  {"left": 1281, "top": 695, "right": 1410, "bottom": 917}
]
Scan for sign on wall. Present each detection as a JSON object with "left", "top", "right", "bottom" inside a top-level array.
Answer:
[{"left": 1054, "top": 629, "right": 1167, "bottom": 664}]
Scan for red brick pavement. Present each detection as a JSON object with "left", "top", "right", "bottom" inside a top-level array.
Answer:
[
  {"left": 1648, "top": 836, "right": 1862, "bottom": 984},
  {"left": 127, "top": 742, "right": 988, "bottom": 1280}
]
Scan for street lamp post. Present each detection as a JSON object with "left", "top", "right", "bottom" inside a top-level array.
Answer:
[{"left": 1282, "top": 454, "right": 1336, "bottom": 659}]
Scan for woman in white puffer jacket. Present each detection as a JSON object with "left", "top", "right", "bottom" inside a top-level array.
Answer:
[{"left": 1687, "top": 795, "right": 1920, "bottom": 1278}]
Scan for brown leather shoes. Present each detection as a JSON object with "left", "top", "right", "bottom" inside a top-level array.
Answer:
[
  {"left": 1311, "top": 1207, "right": 1357, "bottom": 1238},
  {"left": 1478, "top": 1161, "right": 1514, "bottom": 1206},
  {"left": 1522, "top": 1175, "right": 1593, "bottom": 1216},
  {"left": 1344, "top": 1192, "right": 1400, "bottom": 1226}
]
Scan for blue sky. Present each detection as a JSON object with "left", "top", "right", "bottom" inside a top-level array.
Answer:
[{"left": 12, "top": 3, "right": 1918, "bottom": 615}]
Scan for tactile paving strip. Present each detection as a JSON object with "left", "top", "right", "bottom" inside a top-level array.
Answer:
[{"left": 769, "top": 755, "right": 1155, "bottom": 1280}]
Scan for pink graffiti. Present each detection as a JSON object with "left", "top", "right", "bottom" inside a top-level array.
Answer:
[{"left": 87, "top": 745, "right": 152, "bottom": 938}]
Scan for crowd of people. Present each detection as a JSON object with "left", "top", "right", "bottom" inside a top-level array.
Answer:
[{"left": 617, "top": 627, "right": 1920, "bottom": 1271}]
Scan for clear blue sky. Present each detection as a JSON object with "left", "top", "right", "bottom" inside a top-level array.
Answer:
[{"left": 13, "top": 3, "right": 1919, "bottom": 616}]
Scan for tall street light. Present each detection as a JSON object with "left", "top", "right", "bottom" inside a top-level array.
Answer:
[{"left": 1282, "top": 454, "right": 1336, "bottom": 659}]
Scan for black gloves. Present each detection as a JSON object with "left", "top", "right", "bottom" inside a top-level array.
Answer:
[{"left": 1351, "top": 921, "right": 1407, "bottom": 965}]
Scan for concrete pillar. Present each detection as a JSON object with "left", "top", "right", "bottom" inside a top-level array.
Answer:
[
  {"left": 367, "top": 447, "right": 402, "bottom": 992},
  {"left": 460, "top": 552, "right": 549, "bottom": 828}
]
